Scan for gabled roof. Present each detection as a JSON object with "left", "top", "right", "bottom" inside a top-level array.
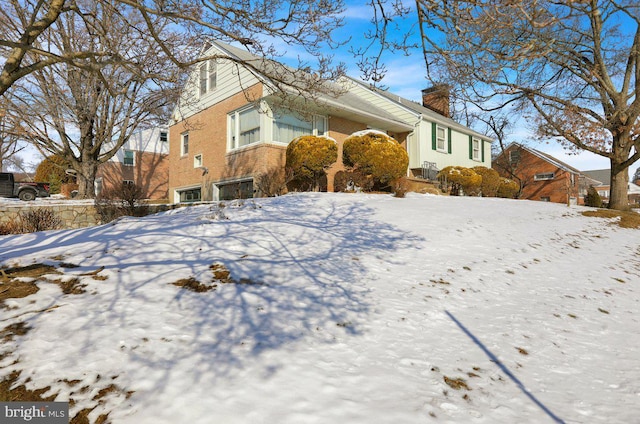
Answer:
[
  {"left": 500, "top": 143, "right": 582, "bottom": 174},
  {"left": 344, "top": 76, "right": 491, "bottom": 141},
  {"left": 207, "top": 40, "right": 412, "bottom": 132},
  {"left": 582, "top": 169, "right": 610, "bottom": 186}
]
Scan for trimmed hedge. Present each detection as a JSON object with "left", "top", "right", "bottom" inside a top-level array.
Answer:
[
  {"left": 286, "top": 135, "right": 338, "bottom": 191},
  {"left": 342, "top": 131, "right": 408, "bottom": 189}
]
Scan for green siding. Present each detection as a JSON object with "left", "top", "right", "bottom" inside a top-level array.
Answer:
[{"left": 432, "top": 122, "right": 437, "bottom": 150}]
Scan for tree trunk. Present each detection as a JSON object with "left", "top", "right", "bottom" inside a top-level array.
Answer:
[
  {"left": 76, "top": 161, "right": 98, "bottom": 199},
  {"left": 608, "top": 163, "right": 629, "bottom": 210}
]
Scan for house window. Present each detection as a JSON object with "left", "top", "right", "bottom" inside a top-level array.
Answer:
[
  {"left": 199, "top": 64, "right": 207, "bottom": 96},
  {"left": 208, "top": 60, "right": 217, "bottom": 91},
  {"left": 436, "top": 125, "right": 447, "bottom": 152},
  {"left": 160, "top": 131, "right": 168, "bottom": 143},
  {"left": 179, "top": 187, "right": 201, "bottom": 203},
  {"left": 229, "top": 106, "right": 261, "bottom": 149},
  {"left": 123, "top": 150, "right": 134, "bottom": 166},
  {"left": 273, "top": 113, "right": 315, "bottom": 143},
  {"left": 217, "top": 180, "right": 254, "bottom": 201},
  {"left": 194, "top": 154, "right": 203, "bottom": 168},
  {"left": 472, "top": 138, "right": 481, "bottom": 161},
  {"left": 509, "top": 150, "right": 521, "bottom": 164},
  {"left": 199, "top": 60, "right": 217, "bottom": 96},
  {"left": 181, "top": 133, "right": 189, "bottom": 156},
  {"left": 123, "top": 180, "right": 134, "bottom": 185},
  {"left": 540, "top": 196, "right": 551, "bottom": 202},
  {"left": 534, "top": 172, "right": 555, "bottom": 181}
]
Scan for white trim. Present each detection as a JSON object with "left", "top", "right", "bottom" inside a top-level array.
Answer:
[
  {"left": 194, "top": 154, "right": 203, "bottom": 168},
  {"left": 436, "top": 125, "right": 447, "bottom": 152}
]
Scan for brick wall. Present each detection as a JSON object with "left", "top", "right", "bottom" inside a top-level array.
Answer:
[
  {"left": 493, "top": 146, "right": 579, "bottom": 204},
  {"left": 97, "top": 151, "right": 169, "bottom": 200},
  {"left": 169, "top": 85, "right": 411, "bottom": 198},
  {"left": 169, "top": 84, "right": 263, "bottom": 200}
]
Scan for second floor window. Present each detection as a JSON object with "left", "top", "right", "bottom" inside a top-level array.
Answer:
[
  {"left": 181, "top": 133, "right": 189, "bottom": 156},
  {"left": 199, "top": 60, "right": 217, "bottom": 96},
  {"left": 160, "top": 131, "right": 168, "bottom": 143},
  {"left": 123, "top": 150, "right": 134, "bottom": 166}
]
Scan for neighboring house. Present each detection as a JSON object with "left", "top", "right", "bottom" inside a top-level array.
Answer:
[
  {"left": 581, "top": 169, "right": 610, "bottom": 203},
  {"left": 96, "top": 127, "right": 169, "bottom": 199},
  {"left": 493, "top": 143, "right": 581, "bottom": 205},
  {"left": 169, "top": 40, "right": 493, "bottom": 202},
  {"left": 582, "top": 168, "right": 640, "bottom": 206}
]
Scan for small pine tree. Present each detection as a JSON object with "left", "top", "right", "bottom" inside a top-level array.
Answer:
[{"left": 584, "top": 185, "right": 603, "bottom": 207}]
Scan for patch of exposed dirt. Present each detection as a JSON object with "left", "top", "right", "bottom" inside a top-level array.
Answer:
[
  {"left": 1, "top": 322, "right": 31, "bottom": 341},
  {"left": 0, "top": 264, "right": 59, "bottom": 303},
  {"left": 0, "top": 371, "right": 56, "bottom": 402},
  {"left": 0, "top": 371, "right": 114, "bottom": 424},
  {"left": 582, "top": 209, "right": 640, "bottom": 229},
  {"left": 172, "top": 277, "right": 216, "bottom": 293},
  {"left": 443, "top": 376, "right": 471, "bottom": 391}
]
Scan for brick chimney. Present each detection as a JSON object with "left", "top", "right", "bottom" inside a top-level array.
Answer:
[{"left": 421, "top": 85, "right": 451, "bottom": 118}]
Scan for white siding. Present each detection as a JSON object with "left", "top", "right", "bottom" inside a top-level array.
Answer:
[
  {"left": 341, "top": 79, "right": 418, "bottom": 124},
  {"left": 173, "top": 46, "right": 262, "bottom": 122},
  {"left": 411, "top": 121, "right": 491, "bottom": 171}
]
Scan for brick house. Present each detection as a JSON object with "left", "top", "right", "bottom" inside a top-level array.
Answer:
[
  {"left": 96, "top": 127, "right": 169, "bottom": 199},
  {"left": 582, "top": 168, "right": 640, "bottom": 206},
  {"left": 169, "top": 40, "right": 493, "bottom": 202},
  {"left": 493, "top": 143, "right": 580, "bottom": 205}
]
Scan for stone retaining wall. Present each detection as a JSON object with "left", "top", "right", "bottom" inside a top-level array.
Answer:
[
  {"left": 0, "top": 203, "right": 176, "bottom": 230},
  {"left": 0, "top": 203, "right": 101, "bottom": 229}
]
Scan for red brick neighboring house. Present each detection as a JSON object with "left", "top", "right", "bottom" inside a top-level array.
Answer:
[
  {"left": 493, "top": 143, "right": 581, "bottom": 205},
  {"left": 96, "top": 127, "right": 169, "bottom": 200}
]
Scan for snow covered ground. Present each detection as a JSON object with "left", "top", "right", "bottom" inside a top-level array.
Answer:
[{"left": 0, "top": 192, "right": 638, "bottom": 423}]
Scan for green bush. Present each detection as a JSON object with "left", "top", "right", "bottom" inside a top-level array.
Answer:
[
  {"left": 584, "top": 185, "right": 603, "bottom": 207},
  {"left": 437, "top": 166, "right": 482, "bottom": 196},
  {"left": 497, "top": 177, "right": 520, "bottom": 198},
  {"left": 342, "top": 131, "right": 409, "bottom": 189},
  {"left": 34, "top": 155, "right": 74, "bottom": 194},
  {"left": 472, "top": 166, "right": 501, "bottom": 197},
  {"left": 286, "top": 135, "right": 338, "bottom": 192}
]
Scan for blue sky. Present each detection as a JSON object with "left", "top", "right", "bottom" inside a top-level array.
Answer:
[
  {"left": 15, "top": 1, "right": 617, "bottom": 175},
  {"left": 327, "top": 2, "right": 615, "bottom": 174}
]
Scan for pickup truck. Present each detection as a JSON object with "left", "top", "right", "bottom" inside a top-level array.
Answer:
[{"left": 0, "top": 172, "right": 51, "bottom": 201}]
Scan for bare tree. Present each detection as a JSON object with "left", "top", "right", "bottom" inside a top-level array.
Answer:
[
  {"left": 0, "top": 91, "right": 26, "bottom": 171},
  {"left": 5, "top": 3, "right": 180, "bottom": 198},
  {"left": 0, "top": 0, "right": 348, "bottom": 97},
  {"left": 415, "top": 0, "right": 640, "bottom": 210}
]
